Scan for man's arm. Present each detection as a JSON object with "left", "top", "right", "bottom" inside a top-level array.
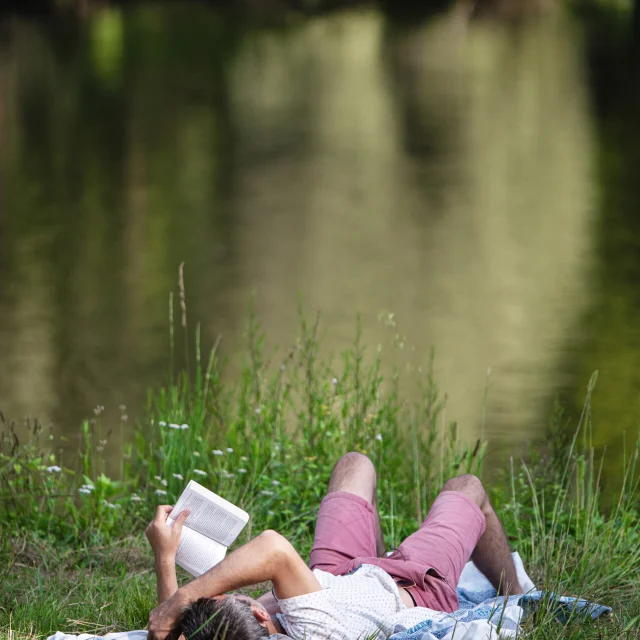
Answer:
[
  {"left": 155, "top": 555, "right": 179, "bottom": 604},
  {"left": 148, "top": 529, "right": 322, "bottom": 640},
  {"left": 145, "top": 505, "right": 191, "bottom": 603}
]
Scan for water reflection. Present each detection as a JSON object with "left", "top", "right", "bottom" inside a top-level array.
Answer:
[
  {"left": 0, "top": 4, "right": 615, "bottom": 469},
  {"left": 567, "top": 12, "right": 640, "bottom": 484}
]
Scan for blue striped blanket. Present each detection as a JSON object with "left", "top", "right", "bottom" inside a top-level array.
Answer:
[{"left": 388, "top": 553, "right": 610, "bottom": 640}]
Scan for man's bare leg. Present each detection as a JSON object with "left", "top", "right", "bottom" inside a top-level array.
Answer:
[
  {"left": 327, "top": 452, "right": 386, "bottom": 556},
  {"left": 442, "top": 475, "right": 523, "bottom": 596}
]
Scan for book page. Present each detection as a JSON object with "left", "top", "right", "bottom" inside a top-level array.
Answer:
[
  {"left": 169, "top": 520, "right": 227, "bottom": 577},
  {"left": 170, "top": 480, "right": 249, "bottom": 547}
]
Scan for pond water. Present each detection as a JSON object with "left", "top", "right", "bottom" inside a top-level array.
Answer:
[{"left": 1, "top": 3, "right": 639, "bottom": 486}]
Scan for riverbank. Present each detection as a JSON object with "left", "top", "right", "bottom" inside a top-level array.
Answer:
[{"left": 1, "top": 318, "right": 639, "bottom": 639}]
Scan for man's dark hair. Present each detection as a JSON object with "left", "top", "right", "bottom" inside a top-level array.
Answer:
[{"left": 177, "top": 597, "right": 269, "bottom": 640}]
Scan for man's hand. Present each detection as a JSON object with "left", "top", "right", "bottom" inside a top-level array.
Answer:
[
  {"left": 148, "top": 590, "right": 191, "bottom": 640},
  {"left": 145, "top": 505, "right": 190, "bottom": 562}
]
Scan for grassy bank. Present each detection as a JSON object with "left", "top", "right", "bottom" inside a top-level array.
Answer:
[{"left": 1, "top": 308, "right": 640, "bottom": 639}]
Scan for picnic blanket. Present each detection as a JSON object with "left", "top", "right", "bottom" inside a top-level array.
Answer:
[
  {"left": 388, "top": 552, "right": 610, "bottom": 640},
  {"left": 47, "top": 553, "right": 610, "bottom": 640}
]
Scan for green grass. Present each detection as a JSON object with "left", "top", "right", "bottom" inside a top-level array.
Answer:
[{"left": 1, "top": 301, "right": 640, "bottom": 639}]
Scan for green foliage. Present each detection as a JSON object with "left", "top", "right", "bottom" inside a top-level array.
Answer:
[{"left": 491, "top": 376, "right": 640, "bottom": 638}]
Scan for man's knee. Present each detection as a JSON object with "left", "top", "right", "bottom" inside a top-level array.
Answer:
[
  {"left": 441, "top": 474, "right": 488, "bottom": 511},
  {"left": 328, "top": 452, "right": 377, "bottom": 500},
  {"left": 332, "top": 452, "right": 375, "bottom": 478}
]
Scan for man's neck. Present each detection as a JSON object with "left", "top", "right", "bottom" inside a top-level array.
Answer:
[
  {"left": 257, "top": 588, "right": 286, "bottom": 633},
  {"left": 269, "top": 614, "right": 286, "bottom": 635}
]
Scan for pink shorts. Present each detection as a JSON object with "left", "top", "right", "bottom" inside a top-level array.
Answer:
[{"left": 309, "top": 491, "right": 486, "bottom": 613}]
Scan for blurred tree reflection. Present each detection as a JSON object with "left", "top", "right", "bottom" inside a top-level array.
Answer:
[
  {"left": 564, "top": 3, "right": 640, "bottom": 490},
  {"left": 1, "top": 2, "right": 637, "bottom": 494}
]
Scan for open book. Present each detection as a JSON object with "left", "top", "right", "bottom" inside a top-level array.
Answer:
[{"left": 168, "top": 480, "right": 249, "bottom": 577}]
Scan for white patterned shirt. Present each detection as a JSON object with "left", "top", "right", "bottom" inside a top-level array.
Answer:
[{"left": 276, "top": 564, "right": 440, "bottom": 640}]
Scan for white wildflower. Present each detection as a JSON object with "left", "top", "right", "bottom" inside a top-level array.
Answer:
[
  {"left": 212, "top": 450, "right": 224, "bottom": 456},
  {"left": 226, "top": 448, "right": 234, "bottom": 453},
  {"left": 154, "top": 475, "right": 162, "bottom": 481},
  {"left": 158, "top": 421, "right": 167, "bottom": 427},
  {"left": 172, "top": 473, "right": 184, "bottom": 481},
  {"left": 255, "top": 407, "right": 261, "bottom": 415},
  {"left": 168, "top": 423, "right": 182, "bottom": 430},
  {"left": 240, "top": 456, "right": 248, "bottom": 462},
  {"left": 79, "top": 487, "right": 92, "bottom": 495},
  {"left": 193, "top": 469, "right": 207, "bottom": 476},
  {"left": 222, "top": 471, "right": 235, "bottom": 479},
  {"left": 272, "top": 480, "right": 281, "bottom": 486},
  {"left": 46, "top": 465, "right": 62, "bottom": 473},
  {"left": 238, "top": 468, "right": 247, "bottom": 474},
  {"left": 332, "top": 378, "right": 338, "bottom": 385},
  {"left": 131, "top": 494, "right": 142, "bottom": 502},
  {"left": 260, "top": 490, "right": 274, "bottom": 497},
  {"left": 80, "top": 483, "right": 95, "bottom": 492},
  {"left": 375, "top": 434, "right": 383, "bottom": 442},
  {"left": 193, "top": 451, "right": 201, "bottom": 457},
  {"left": 180, "top": 424, "right": 189, "bottom": 430},
  {"left": 268, "top": 510, "right": 275, "bottom": 516},
  {"left": 103, "top": 500, "right": 120, "bottom": 510},
  {"left": 155, "top": 489, "right": 168, "bottom": 496},
  {"left": 161, "top": 479, "right": 168, "bottom": 487}
]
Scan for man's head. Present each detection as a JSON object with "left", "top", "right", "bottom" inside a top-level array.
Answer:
[{"left": 177, "top": 594, "right": 272, "bottom": 640}]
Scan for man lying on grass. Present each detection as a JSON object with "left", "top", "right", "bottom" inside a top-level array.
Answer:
[{"left": 146, "top": 452, "right": 524, "bottom": 640}]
